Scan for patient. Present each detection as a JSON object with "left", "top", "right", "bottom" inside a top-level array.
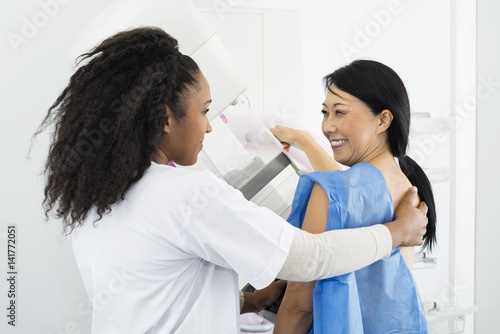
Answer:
[{"left": 271, "top": 60, "right": 435, "bottom": 333}]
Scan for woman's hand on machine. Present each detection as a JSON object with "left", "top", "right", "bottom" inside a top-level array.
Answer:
[{"left": 269, "top": 125, "right": 309, "bottom": 152}]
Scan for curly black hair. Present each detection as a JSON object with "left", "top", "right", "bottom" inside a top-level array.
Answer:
[{"left": 35, "top": 27, "right": 201, "bottom": 233}]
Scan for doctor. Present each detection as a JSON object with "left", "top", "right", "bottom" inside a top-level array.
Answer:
[{"left": 37, "top": 27, "right": 427, "bottom": 333}]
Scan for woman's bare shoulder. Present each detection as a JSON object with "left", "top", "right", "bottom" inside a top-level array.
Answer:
[{"left": 385, "top": 169, "right": 419, "bottom": 208}]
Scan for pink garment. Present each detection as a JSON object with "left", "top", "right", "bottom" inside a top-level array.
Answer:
[{"left": 240, "top": 312, "right": 274, "bottom": 334}]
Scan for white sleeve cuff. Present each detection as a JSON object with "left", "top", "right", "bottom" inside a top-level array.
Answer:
[{"left": 366, "top": 224, "right": 393, "bottom": 261}]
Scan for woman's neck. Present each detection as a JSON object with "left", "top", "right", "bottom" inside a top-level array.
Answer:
[
  {"left": 355, "top": 142, "right": 399, "bottom": 173},
  {"left": 365, "top": 150, "right": 400, "bottom": 174}
]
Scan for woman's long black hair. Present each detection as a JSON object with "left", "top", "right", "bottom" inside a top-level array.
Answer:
[
  {"left": 35, "top": 27, "right": 202, "bottom": 233},
  {"left": 324, "top": 60, "right": 437, "bottom": 251}
]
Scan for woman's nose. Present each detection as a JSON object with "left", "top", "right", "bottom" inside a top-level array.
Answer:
[
  {"left": 206, "top": 118, "right": 212, "bottom": 133},
  {"left": 323, "top": 115, "right": 337, "bottom": 133}
]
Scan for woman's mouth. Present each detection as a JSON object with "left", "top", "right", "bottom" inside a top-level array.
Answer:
[{"left": 331, "top": 139, "right": 348, "bottom": 149}]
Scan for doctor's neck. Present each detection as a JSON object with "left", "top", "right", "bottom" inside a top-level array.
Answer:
[{"left": 152, "top": 148, "right": 170, "bottom": 165}]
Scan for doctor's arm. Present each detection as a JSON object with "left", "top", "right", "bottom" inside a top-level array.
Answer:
[
  {"left": 276, "top": 186, "right": 427, "bottom": 281},
  {"left": 270, "top": 125, "right": 341, "bottom": 171},
  {"left": 274, "top": 183, "right": 329, "bottom": 334}
]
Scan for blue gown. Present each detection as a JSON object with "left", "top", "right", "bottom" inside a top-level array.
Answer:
[{"left": 287, "top": 162, "right": 427, "bottom": 334}]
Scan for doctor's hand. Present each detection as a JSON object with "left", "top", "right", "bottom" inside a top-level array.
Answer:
[
  {"left": 384, "top": 186, "right": 428, "bottom": 249},
  {"left": 241, "top": 280, "right": 287, "bottom": 314}
]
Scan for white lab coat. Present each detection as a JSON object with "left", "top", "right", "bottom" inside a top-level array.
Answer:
[{"left": 70, "top": 162, "right": 295, "bottom": 333}]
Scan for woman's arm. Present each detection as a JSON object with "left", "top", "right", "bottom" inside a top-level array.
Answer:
[
  {"left": 274, "top": 183, "right": 329, "bottom": 334},
  {"left": 273, "top": 281, "right": 315, "bottom": 333},
  {"left": 270, "top": 125, "right": 341, "bottom": 172}
]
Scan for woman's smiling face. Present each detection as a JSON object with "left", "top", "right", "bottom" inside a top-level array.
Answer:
[{"left": 321, "top": 84, "right": 386, "bottom": 166}]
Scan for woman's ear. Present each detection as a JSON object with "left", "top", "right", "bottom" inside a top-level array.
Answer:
[
  {"left": 163, "top": 106, "right": 173, "bottom": 133},
  {"left": 376, "top": 109, "right": 394, "bottom": 135}
]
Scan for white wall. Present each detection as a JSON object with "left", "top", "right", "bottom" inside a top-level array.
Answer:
[
  {"left": 475, "top": 0, "right": 500, "bottom": 333},
  {"left": 0, "top": 1, "right": 116, "bottom": 333}
]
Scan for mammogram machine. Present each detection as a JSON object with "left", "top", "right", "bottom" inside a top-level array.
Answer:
[{"left": 70, "top": 0, "right": 320, "bottom": 222}]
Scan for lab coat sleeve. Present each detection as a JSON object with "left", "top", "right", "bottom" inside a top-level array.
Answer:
[
  {"left": 277, "top": 224, "right": 393, "bottom": 281},
  {"left": 181, "top": 172, "right": 295, "bottom": 289}
]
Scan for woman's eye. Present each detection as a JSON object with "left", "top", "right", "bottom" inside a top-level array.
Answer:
[
  {"left": 335, "top": 110, "right": 346, "bottom": 115},
  {"left": 203, "top": 108, "right": 210, "bottom": 114},
  {"left": 321, "top": 110, "right": 328, "bottom": 116}
]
